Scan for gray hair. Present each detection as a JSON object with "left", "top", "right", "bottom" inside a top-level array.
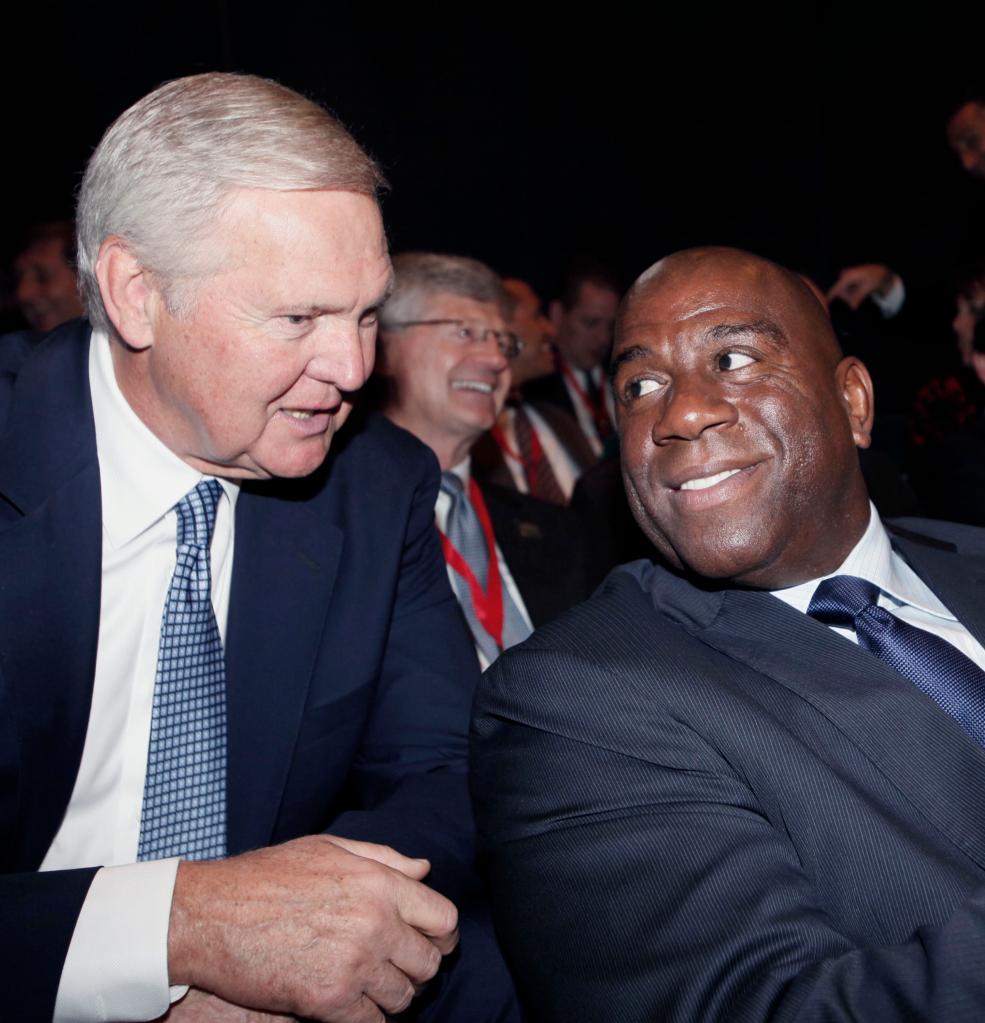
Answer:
[
  {"left": 379, "top": 252, "right": 509, "bottom": 328},
  {"left": 77, "top": 72, "right": 386, "bottom": 334}
]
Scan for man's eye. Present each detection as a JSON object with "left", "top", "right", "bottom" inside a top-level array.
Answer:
[
  {"left": 284, "top": 315, "right": 308, "bottom": 326},
  {"left": 718, "top": 351, "right": 755, "bottom": 371},
  {"left": 625, "top": 377, "right": 661, "bottom": 401}
]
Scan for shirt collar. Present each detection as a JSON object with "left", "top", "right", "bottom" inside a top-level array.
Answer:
[
  {"left": 558, "top": 355, "right": 600, "bottom": 387},
  {"left": 448, "top": 456, "right": 472, "bottom": 487},
  {"left": 89, "top": 330, "right": 239, "bottom": 550},
  {"left": 773, "top": 502, "right": 954, "bottom": 621}
]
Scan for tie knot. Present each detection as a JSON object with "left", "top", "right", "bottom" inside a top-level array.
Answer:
[
  {"left": 175, "top": 479, "right": 222, "bottom": 549},
  {"left": 440, "top": 471, "right": 466, "bottom": 500},
  {"left": 807, "top": 574, "right": 881, "bottom": 627}
]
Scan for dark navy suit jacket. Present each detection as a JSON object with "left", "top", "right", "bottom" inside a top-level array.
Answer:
[
  {"left": 473, "top": 520, "right": 985, "bottom": 1021},
  {"left": 0, "top": 322, "right": 480, "bottom": 1020}
]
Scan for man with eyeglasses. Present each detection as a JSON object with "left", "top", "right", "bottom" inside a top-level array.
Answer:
[{"left": 377, "top": 253, "right": 590, "bottom": 668}]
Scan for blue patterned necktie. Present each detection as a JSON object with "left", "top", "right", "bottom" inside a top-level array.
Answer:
[
  {"left": 808, "top": 574, "right": 985, "bottom": 747},
  {"left": 440, "top": 472, "right": 531, "bottom": 663},
  {"left": 138, "top": 479, "right": 228, "bottom": 861}
]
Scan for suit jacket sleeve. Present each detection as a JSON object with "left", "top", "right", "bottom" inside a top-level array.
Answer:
[
  {"left": 472, "top": 633, "right": 985, "bottom": 1022},
  {"left": 330, "top": 441, "right": 480, "bottom": 896},
  {"left": 0, "top": 866, "right": 98, "bottom": 1021}
]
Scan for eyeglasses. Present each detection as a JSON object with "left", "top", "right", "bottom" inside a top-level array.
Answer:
[{"left": 389, "top": 319, "right": 524, "bottom": 360}]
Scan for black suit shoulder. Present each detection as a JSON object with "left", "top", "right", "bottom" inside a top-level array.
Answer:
[
  {"left": 887, "top": 516, "right": 985, "bottom": 553},
  {"left": 521, "top": 372, "right": 573, "bottom": 417},
  {"left": 478, "top": 481, "right": 592, "bottom": 628}
]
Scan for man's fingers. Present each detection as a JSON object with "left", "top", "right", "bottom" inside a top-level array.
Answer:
[
  {"left": 363, "top": 961, "right": 418, "bottom": 1016},
  {"left": 391, "top": 869, "right": 459, "bottom": 939},
  {"left": 323, "top": 834, "right": 431, "bottom": 880},
  {"left": 387, "top": 916, "right": 447, "bottom": 984},
  {"left": 337, "top": 994, "right": 386, "bottom": 1023},
  {"left": 169, "top": 837, "right": 458, "bottom": 1020}
]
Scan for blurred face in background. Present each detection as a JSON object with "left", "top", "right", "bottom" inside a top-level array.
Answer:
[
  {"left": 948, "top": 101, "right": 985, "bottom": 181},
  {"left": 14, "top": 236, "right": 84, "bottom": 331},
  {"left": 503, "top": 278, "right": 555, "bottom": 387},
  {"left": 550, "top": 280, "right": 619, "bottom": 372}
]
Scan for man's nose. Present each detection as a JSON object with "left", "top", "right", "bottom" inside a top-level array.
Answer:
[
  {"left": 475, "top": 331, "right": 510, "bottom": 370},
  {"left": 651, "top": 376, "right": 738, "bottom": 443},
  {"left": 307, "top": 322, "right": 374, "bottom": 393}
]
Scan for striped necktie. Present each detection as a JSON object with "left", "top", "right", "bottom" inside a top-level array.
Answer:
[{"left": 808, "top": 574, "right": 985, "bottom": 747}]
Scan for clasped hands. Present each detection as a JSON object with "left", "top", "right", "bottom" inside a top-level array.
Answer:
[{"left": 162, "top": 834, "right": 459, "bottom": 1023}]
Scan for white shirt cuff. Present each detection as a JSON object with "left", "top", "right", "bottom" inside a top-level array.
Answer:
[
  {"left": 871, "top": 274, "right": 905, "bottom": 317},
  {"left": 53, "top": 859, "right": 189, "bottom": 1022}
]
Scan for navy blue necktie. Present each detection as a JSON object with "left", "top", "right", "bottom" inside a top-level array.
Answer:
[
  {"left": 808, "top": 574, "right": 985, "bottom": 747},
  {"left": 138, "top": 479, "right": 228, "bottom": 861}
]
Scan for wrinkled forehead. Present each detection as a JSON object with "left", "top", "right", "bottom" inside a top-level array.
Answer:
[{"left": 617, "top": 252, "right": 827, "bottom": 353}]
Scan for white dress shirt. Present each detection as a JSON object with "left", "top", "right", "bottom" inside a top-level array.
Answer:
[
  {"left": 47, "top": 330, "right": 238, "bottom": 1021},
  {"left": 495, "top": 403, "right": 580, "bottom": 500},
  {"left": 773, "top": 503, "right": 985, "bottom": 672},
  {"left": 434, "top": 458, "right": 533, "bottom": 671}
]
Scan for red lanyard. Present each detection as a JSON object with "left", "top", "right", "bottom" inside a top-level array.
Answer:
[
  {"left": 560, "top": 364, "right": 605, "bottom": 415},
  {"left": 438, "top": 478, "right": 504, "bottom": 649},
  {"left": 560, "top": 360, "right": 609, "bottom": 431},
  {"left": 491, "top": 419, "right": 543, "bottom": 491}
]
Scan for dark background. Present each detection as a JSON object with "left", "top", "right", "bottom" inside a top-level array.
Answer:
[{"left": 5, "top": 2, "right": 985, "bottom": 302}]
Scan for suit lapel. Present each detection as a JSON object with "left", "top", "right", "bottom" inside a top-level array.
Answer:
[
  {"left": 890, "top": 529, "right": 985, "bottom": 654},
  {"left": 0, "top": 325, "right": 102, "bottom": 868},
  {"left": 535, "top": 400, "right": 598, "bottom": 472},
  {"left": 224, "top": 482, "right": 342, "bottom": 853},
  {"left": 651, "top": 560, "right": 985, "bottom": 873}
]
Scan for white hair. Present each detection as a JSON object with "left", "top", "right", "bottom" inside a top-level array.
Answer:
[
  {"left": 77, "top": 72, "right": 386, "bottom": 334},
  {"left": 379, "top": 252, "right": 508, "bottom": 328}
]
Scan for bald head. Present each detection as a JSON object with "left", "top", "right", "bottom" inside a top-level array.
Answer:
[
  {"left": 619, "top": 247, "right": 842, "bottom": 369},
  {"left": 611, "top": 245, "right": 874, "bottom": 589}
]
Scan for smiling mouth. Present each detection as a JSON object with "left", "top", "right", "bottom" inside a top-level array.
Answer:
[
  {"left": 451, "top": 381, "right": 495, "bottom": 394},
  {"left": 670, "top": 460, "right": 766, "bottom": 497},
  {"left": 679, "top": 467, "right": 743, "bottom": 491}
]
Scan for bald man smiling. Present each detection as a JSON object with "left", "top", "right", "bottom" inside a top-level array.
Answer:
[{"left": 473, "top": 247, "right": 985, "bottom": 1022}]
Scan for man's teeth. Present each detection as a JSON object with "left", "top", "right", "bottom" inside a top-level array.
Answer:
[
  {"left": 284, "top": 410, "right": 314, "bottom": 420},
  {"left": 679, "top": 468, "right": 742, "bottom": 491},
  {"left": 452, "top": 381, "right": 493, "bottom": 394}
]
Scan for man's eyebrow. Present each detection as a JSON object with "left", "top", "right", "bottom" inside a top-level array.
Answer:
[
  {"left": 706, "top": 320, "right": 787, "bottom": 346},
  {"left": 609, "top": 344, "right": 649, "bottom": 381},
  {"left": 375, "top": 274, "right": 396, "bottom": 307}
]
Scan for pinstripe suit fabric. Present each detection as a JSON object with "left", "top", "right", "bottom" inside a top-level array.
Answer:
[{"left": 472, "top": 520, "right": 985, "bottom": 1022}]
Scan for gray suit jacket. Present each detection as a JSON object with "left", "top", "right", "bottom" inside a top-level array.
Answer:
[{"left": 472, "top": 519, "right": 985, "bottom": 1021}]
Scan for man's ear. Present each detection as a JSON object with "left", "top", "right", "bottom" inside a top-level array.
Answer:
[
  {"left": 836, "top": 356, "right": 875, "bottom": 450},
  {"left": 548, "top": 299, "right": 564, "bottom": 329},
  {"left": 94, "top": 236, "right": 159, "bottom": 350}
]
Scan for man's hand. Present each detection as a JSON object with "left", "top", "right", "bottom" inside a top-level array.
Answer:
[
  {"left": 160, "top": 987, "right": 294, "bottom": 1022},
  {"left": 168, "top": 835, "right": 459, "bottom": 1023},
  {"left": 826, "top": 264, "right": 898, "bottom": 311}
]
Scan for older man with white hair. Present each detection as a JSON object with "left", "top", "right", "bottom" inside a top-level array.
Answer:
[{"left": 0, "top": 74, "right": 517, "bottom": 1023}]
